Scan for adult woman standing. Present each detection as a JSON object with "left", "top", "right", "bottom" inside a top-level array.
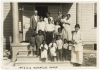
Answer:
[
  {"left": 71, "top": 24, "right": 83, "bottom": 66},
  {"left": 62, "top": 14, "right": 72, "bottom": 41}
]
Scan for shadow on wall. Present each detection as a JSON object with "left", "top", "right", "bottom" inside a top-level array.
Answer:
[
  {"left": 3, "top": 3, "right": 13, "bottom": 51},
  {"left": 62, "top": 3, "right": 73, "bottom": 15},
  {"left": 25, "top": 27, "right": 31, "bottom": 42}
]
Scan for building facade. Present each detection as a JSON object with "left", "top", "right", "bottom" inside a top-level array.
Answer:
[{"left": 3, "top": 3, "right": 97, "bottom": 61}]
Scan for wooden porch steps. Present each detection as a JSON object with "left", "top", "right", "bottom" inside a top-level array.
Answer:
[
  {"left": 14, "top": 44, "right": 73, "bottom": 67},
  {"left": 16, "top": 55, "right": 40, "bottom": 61},
  {"left": 14, "top": 61, "right": 73, "bottom": 66}
]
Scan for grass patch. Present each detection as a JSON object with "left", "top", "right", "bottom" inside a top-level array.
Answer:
[{"left": 82, "top": 53, "right": 96, "bottom": 66}]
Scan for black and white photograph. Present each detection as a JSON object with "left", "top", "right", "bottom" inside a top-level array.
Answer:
[{"left": 2, "top": 1, "right": 98, "bottom": 69}]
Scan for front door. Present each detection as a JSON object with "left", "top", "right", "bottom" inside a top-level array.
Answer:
[
  {"left": 23, "top": 6, "right": 34, "bottom": 41},
  {"left": 35, "top": 6, "right": 48, "bottom": 18}
]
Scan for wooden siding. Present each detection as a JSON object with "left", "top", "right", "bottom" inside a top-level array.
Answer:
[
  {"left": 3, "top": 3, "right": 13, "bottom": 50},
  {"left": 62, "top": 3, "right": 76, "bottom": 31},
  {"left": 81, "top": 3, "right": 97, "bottom": 44}
]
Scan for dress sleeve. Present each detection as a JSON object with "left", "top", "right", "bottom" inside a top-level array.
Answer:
[
  {"left": 36, "top": 23, "right": 39, "bottom": 33},
  {"left": 52, "top": 24, "right": 55, "bottom": 31},
  {"left": 40, "top": 44, "right": 43, "bottom": 49},
  {"left": 42, "top": 35, "right": 44, "bottom": 41},
  {"left": 45, "top": 45, "right": 48, "bottom": 50},
  {"left": 35, "top": 36, "right": 37, "bottom": 43},
  {"left": 45, "top": 24, "right": 47, "bottom": 32},
  {"left": 55, "top": 43, "right": 57, "bottom": 48},
  {"left": 30, "top": 16, "right": 33, "bottom": 29},
  {"left": 76, "top": 32, "right": 83, "bottom": 43},
  {"left": 49, "top": 43, "right": 51, "bottom": 48}
]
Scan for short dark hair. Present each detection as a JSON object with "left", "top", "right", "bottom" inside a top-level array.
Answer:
[
  {"left": 75, "top": 24, "right": 80, "bottom": 28},
  {"left": 38, "top": 30, "right": 42, "bottom": 33},
  {"left": 46, "top": 12, "right": 50, "bottom": 15},
  {"left": 64, "top": 39, "right": 67, "bottom": 41},
  {"left": 32, "top": 34, "right": 35, "bottom": 37},
  {"left": 57, "top": 35, "right": 61, "bottom": 38},
  {"left": 40, "top": 16, "right": 43, "bottom": 19},
  {"left": 67, "top": 14, "right": 71, "bottom": 17},
  {"left": 48, "top": 17, "right": 51, "bottom": 21},
  {"left": 58, "top": 28, "right": 61, "bottom": 31},
  {"left": 62, "top": 15, "right": 65, "bottom": 18},
  {"left": 42, "top": 40, "right": 46, "bottom": 44}
]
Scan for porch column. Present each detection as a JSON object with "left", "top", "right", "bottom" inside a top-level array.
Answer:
[
  {"left": 12, "top": 3, "right": 20, "bottom": 43},
  {"left": 76, "top": 3, "right": 82, "bottom": 25},
  {"left": 11, "top": 2, "right": 20, "bottom": 62}
]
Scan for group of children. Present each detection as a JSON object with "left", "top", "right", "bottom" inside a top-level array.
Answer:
[{"left": 28, "top": 14, "right": 71, "bottom": 62}]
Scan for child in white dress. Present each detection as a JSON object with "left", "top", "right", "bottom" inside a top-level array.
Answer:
[
  {"left": 62, "top": 39, "right": 68, "bottom": 61},
  {"left": 54, "top": 21, "right": 61, "bottom": 39},
  {"left": 40, "top": 40, "right": 48, "bottom": 62},
  {"left": 49, "top": 39, "right": 57, "bottom": 62},
  {"left": 56, "top": 35, "right": 63, "bottom": 61}
]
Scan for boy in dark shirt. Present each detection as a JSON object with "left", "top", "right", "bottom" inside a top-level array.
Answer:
[{"left": 36, "top": 30, "right": 44, "bottom": 57}]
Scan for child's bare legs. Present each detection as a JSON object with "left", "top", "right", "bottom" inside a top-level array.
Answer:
[
  {"left": 63, "top": 49, "right": 67, "bottom": 61},
  {"left": 58, "top": 49, "right": 62, "bottom": 61},
  {"left": 27, "top": 46, "right": 33, "bottom": 56},
  {"left": 54, "top": 56, "right": 57, "bottom": 62},
  {"left": 42, "top": 58, "right": 46, "bottom": 62}
]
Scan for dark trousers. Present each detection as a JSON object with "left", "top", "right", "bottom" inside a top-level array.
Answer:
[
  {"left": 46, "top": 32, "right": 53, "bottom": 45},
  {"left": 36, "top": 43, "right": 41, "bottom": 56},
  {"left": 57, "top": 49, "right": 62, "bottom": 61},
  {"left": 42, "top": 31, "right": 46, "bottom": 39},
  {"left": 63, "top": 49, "right": 67, "bottom": 61}
]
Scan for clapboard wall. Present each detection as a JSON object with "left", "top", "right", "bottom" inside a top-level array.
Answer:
[
  {"left": 81, "top": 3, "right": 97, "bottom": 44},
  {"left": 3, "top": 3, "right": 13, "bottom": 50}
]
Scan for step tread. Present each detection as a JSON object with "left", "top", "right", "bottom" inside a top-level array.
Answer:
[
  {"left": 21, "top": 43, "right": 30, "bottom": 45},
  {"left": 17, "top": 55, "right": 38, "bottom": 58},
  {"left": 15, "top": 61, "right": 71, "bottom": 64},
  {"left": 18, "top": 50, "right": 29, "bottom": 52}
]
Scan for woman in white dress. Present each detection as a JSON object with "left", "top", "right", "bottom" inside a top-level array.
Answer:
[
  {"left": 62, "top": 14, "right": 72, "bottom": 41},
  {"left": 71, "top": 24, "right": 83, "bottom": 66}
]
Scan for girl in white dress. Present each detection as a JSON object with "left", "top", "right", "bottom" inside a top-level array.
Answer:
[
  {"left": 71, "top": 24, "right": 83, "bottom": 66},
  {"left": 49, "top": 39, "right": 57, "bottom": 62},
  {"left": 40, "top": 40, "right": 48, "bottom": 62}
]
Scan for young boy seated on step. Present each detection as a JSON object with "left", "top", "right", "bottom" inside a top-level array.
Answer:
[{"left": 28, "top": 34, "right": 36, "bottom": 56}]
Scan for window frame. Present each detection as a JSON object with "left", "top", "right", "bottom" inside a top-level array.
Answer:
[{"left": 92, "top": 3, "right": 97, "bottom": 29}]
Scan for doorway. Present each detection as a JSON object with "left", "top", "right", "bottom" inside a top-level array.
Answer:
[{"left": 35, "top": 6, "right": 48, "bottom": 18}]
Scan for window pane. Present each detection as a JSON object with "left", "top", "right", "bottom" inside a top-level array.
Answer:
[
  {"left": 94, "top": 3, "right": 97, "bottom": 27},
  {"left": 94, "top": 3, "right": 97, "bottom": 13},
  {"left": 94, "top": 14, "right": 97, "bottom": 27}
]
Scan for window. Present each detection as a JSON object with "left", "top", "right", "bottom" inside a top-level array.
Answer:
[{"left": 94, "top": 3, "right": 97, "bottom": 27}]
